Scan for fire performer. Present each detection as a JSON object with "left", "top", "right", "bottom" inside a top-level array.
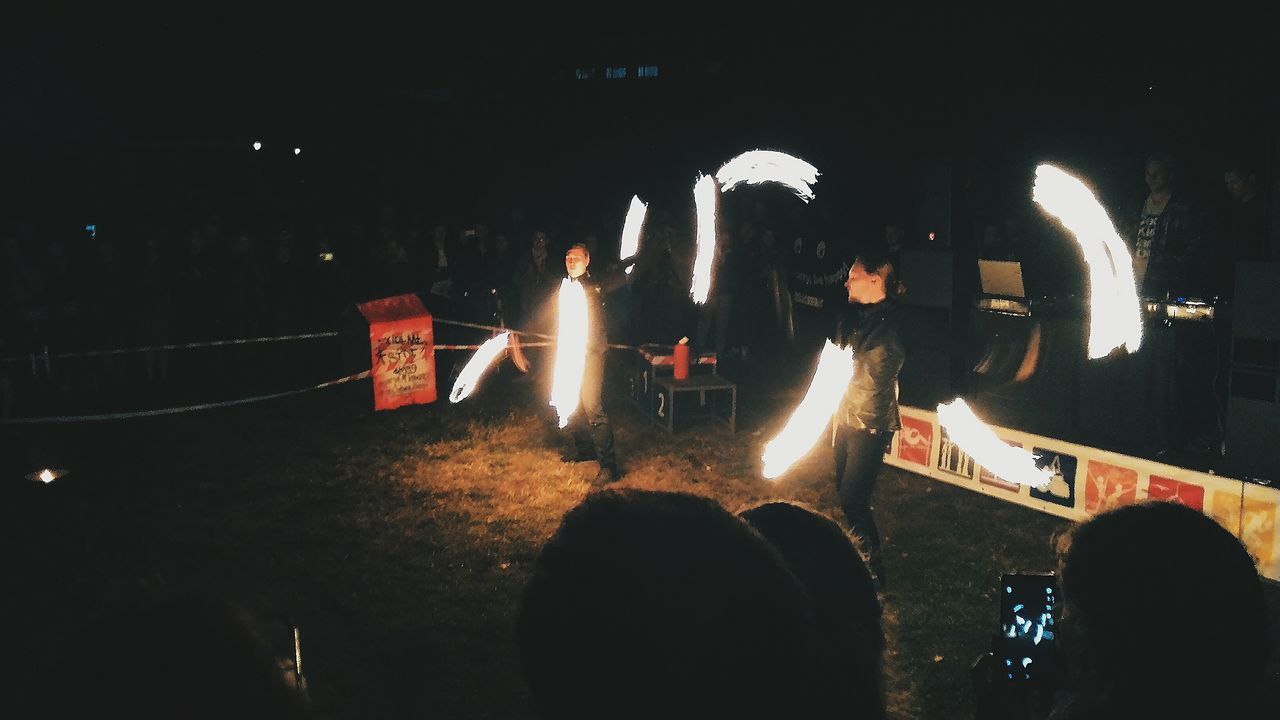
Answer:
[
  {"left": 832, "top": 251, "right": 905, "bottom": 588},
  {"left": 512, "top": 243, "right": 622, "bottom": 483}
]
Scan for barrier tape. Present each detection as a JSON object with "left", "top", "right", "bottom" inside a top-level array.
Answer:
[
  {"left": 0, "top": 331, "right": 340, "bottom": 365},
  {"left": 0, "top": 316, "right": 639, "bottom": 423},
  {"left": 432, "top": 317, "right": 552, "bottom": 339},
  {"left": 0, "top": 370, "right": 371, "bottom": 425},
  {"left": 434, "top": 342, "right": 552, "bottom": 350},
  {"left": 0, "top": 318, "right": 637, "bottom": 366},
  {"left": 432, "top": 318, "right": 637, "bottom": 351}
]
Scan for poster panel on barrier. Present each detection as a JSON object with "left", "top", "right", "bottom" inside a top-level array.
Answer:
[
  {"left": 937, "top": 426, "right": 977, "bottom": 480},
  {"left": 1029, "top": 448, "right": 1077, "bottom": 509},
  {"left": 1241, "top": 484, "right": 1280, "bottom": 582},
  {"left": 898, "top": 415, "right": 933, "bottom": 467},
  {"left": 1146, "top": 474, "right": 1206, "bottom": 511},
  {"left": 1209, "top": 490, "right": 1278, "bottom": 572},
  {"left": 1085, "top": 460, "right": 1138, "bottom": 515},
  {"left": 358, "top": 294, "right": 437, "bottom": 411}
]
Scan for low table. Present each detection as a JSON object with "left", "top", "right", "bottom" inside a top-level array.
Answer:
[
  {"left": 651, "top": 375, "right": 736, "bottom": 434},
  {"left": 628, "top": 344, "right": 717, "bottom": 418}
]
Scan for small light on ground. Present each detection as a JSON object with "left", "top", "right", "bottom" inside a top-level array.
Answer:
[{"left": 26, "top": 468, "right": 69, "bottom": 484}]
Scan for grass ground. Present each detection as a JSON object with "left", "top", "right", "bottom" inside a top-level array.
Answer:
[{"left": 2, "top": 353, "right": 1277, "bottom": 719}]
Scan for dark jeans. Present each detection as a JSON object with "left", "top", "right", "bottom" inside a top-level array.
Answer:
[
  {"left": 568, "top": 351, "right": 616, "bottom": 468},
  {"left": 833, "top": 426, "right": 891, "bottom": 577}
]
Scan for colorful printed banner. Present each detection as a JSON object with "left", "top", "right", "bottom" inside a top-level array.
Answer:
[{"left": 883, "top": 405, "right": 1280, "bottom": 582}]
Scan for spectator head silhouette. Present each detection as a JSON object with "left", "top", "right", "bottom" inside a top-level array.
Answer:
[
  {"left": 516, "top": 489, "right": 819, "bottom": 719},
  {"left": 1053, "top": 500, "right": 1269, "bottom": 719},
  {"left": 739, "top": 500, "right": 887, "bottom": 719},
  {"left": 1144, "top": 152, "right": 1179, "bottom": 194},
  {"left": 1223, "top": 158, "right": 1258, "bottom": 204}
]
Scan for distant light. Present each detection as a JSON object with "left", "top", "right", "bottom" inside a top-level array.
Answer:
[
  {"left": 605, "top": 66, "right": 627, "bottom": 79},
  {"left": 1148, "top": 85, "right": 1154, "bottom": 91},
  {"left": 293, "top": 147, "right": 301, "bottom": 155},
  {"left": 26, "top": 467, "right": 68, "bottom": 484},
  {"left": 252, "top": 141, "right": 262, "bottom": 151},
  {"left": 928, "top": 232, "right": 937, "bottom": 241}
]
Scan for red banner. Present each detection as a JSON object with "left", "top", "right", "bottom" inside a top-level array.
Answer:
[{"left": 358, "top": 294, "right": 436, "bottom": 411}]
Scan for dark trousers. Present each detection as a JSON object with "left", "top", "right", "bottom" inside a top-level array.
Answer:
[
  {"left": 568, "top": 351, "right": 616, "bottom": 468},
  {"left": 833, "top": 426, "right": 890, "bottom": 577}
]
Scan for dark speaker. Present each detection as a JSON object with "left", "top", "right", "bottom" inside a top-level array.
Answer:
[
  {"left": 896, "top": 249, "right": 954, "bottom": 407},
  {"left": 1224, "top": 261, "right": 1280, "bottom": 481}
]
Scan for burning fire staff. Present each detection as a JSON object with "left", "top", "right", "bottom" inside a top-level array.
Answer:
[
  {"left": 513, "top": 243, "right": 621, "bottom": 484},
  {"left": 832, "top": 252, "right": 905, "bottom": 588}
]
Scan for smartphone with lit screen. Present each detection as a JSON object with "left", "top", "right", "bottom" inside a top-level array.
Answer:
[{"left": 996, "top": 571, "right": 1059, "bottom": 683}]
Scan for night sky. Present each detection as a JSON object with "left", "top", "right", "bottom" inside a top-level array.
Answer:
[{"left": 3, "top": 9, "right": 1275, "bottom": 233}]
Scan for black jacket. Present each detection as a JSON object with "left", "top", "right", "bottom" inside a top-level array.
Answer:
[
  {"left": 577, "top": 274, "right": 609, "bottom": 354},
  {"left": 834, "top": 300, "right": 904, "bottom": 432},
  {"left": 528, "top": 272, "right": 616, "bottom": 354},
  {"left": 1122, "top": 193, "right": 1206, "bottom": 298}
]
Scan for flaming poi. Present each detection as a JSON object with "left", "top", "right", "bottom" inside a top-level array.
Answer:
[
  {"left": 619, "top": 194, "right": 647, "bottom": 275},
  {"left": 1032, "top": 164, "right": 1142, "bottom": 358},
  {"left": 762, "top": 340, "right": 856, "bottom": 479},
  {"left": 549, "top": 278, "right": 589, "bottom": 428},
  {"left": 716, "top": 149, "right": 821, "bottom": 203},
  {"left": 937, "top": 398, "right": 1051, "bottom": 488},
  {"left": 449, "top": 331, "right": 511, "bottom": 403},
  {"left": 691, "top": 173, "right": 719, "bottom": 304}
]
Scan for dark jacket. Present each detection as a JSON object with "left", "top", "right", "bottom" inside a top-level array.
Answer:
[
  {"left": 834, "top": 300, "right": 904, "bottom": 432},
  {"left": 530, "top": 272, "right": 615, "bottom": 353},
  {"left": 1123, "top": 193, "right": 1206, "bottom": 298},
  {"left": 578, "top": 273, "right": 609, "bottom": 354}
]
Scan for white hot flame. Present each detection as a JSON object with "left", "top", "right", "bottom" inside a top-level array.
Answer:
[
  {"left": 937, "top": 398, "right": 1052, "bottom": 488},
  {"left": 691, "top": 174, "right": 719, "bottom": 304},
  {"left": 619, "top": 195, "right": 647, "bottom": 275},
  {"left": 715, "top": 149, "right": 821, "bottom": 203},
  {"left": 762, "top": 340, "right": 856, "bottom": 479},
  {"left": 1032, "top": 164, "right": 1143, "bottom": 358},
  {"left": 449, "top": 332, "right": 511, "bottom": 403},
  {"left": 550, "top": 279, "right": 589, "bottom": 428},
  {"left": 38, "top": 469, "right": 55, "bottom": 484}
]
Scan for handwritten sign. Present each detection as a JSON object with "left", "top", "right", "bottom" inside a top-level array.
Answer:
[{"left": 357, "top": 294, "right": 436, "bottom": 410}]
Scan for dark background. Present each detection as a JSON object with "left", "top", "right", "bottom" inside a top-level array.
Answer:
[{"left": 4, "top": 8, "right": 1274, "bottom": 243}]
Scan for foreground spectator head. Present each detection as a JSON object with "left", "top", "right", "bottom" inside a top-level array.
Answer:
[
  {"left": 740, "top": 500, "right": 887, "bottom": 719},
  {"left": 1053, "top": 500, "right": 1269, "bottom": 719},
  {"left": 516, "top": 489, "right": 818, "bottom": 719}
]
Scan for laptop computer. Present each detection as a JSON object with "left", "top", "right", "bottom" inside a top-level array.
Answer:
[{"left": 977, "top": 259, "right": 1030, "bottom": 315}]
